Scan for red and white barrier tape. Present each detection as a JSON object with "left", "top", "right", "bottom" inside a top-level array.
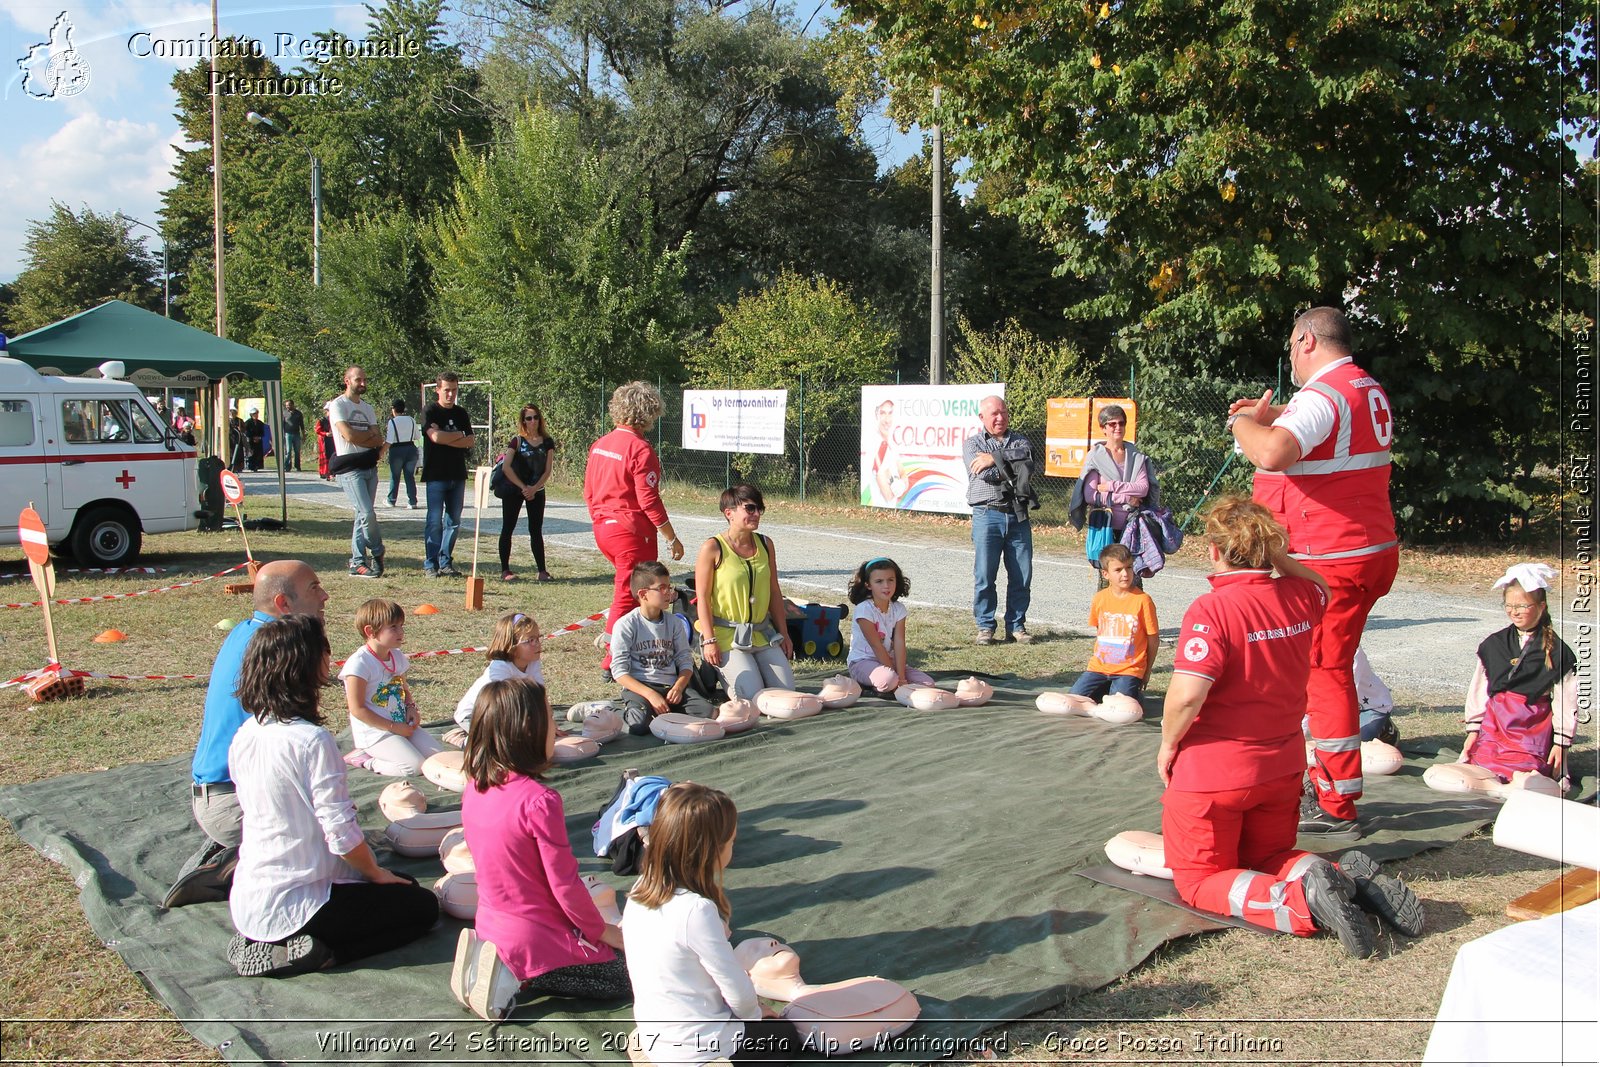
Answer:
[
  {"left": 1, "top": 561, "right": 250, "bottom": 610},
  {"left": 1, "top": 566, "right": 162, "bottom": 581},
  {"left": 3, "top": 609, "right": 610, "bottom": 688}
]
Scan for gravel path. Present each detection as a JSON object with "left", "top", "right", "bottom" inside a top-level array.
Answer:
[{"left": 244, "top": 470, "right": 1549, "bottom": 707}]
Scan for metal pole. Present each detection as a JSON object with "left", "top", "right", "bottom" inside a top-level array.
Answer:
[
  {"left": 930, "top": 87, "right": 945, "bottom": 385},
  {"left": 310, "top": 155, "right": 322, "bottom": 287},
  {"left": 209, "top": 0, "right": 225, "bottom": 339},
  {"left": 797, "top": 373, "right": 806, "bottom": 501},
  {"left": 161, "top": 243, "right": 170, "bottom": 316}
]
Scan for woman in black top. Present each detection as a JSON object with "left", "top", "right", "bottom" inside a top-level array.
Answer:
[{"left": 498, "top": 404, "right": 557, "bottom": 581}]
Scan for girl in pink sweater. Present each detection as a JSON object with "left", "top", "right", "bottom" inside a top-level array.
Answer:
[{"left": 460, "top": 678, "right": 630, "bottom": 1000}]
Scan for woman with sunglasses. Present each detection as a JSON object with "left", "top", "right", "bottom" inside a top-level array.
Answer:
[
  {"left": 498, "top": 404, "right": 558, "bottom": 582},
  {"left": 693, "top": 483, "right": 795, "bottom": 700},
  {"left": 1069, "top": 404, "right": 1161, "bottom": 567}
]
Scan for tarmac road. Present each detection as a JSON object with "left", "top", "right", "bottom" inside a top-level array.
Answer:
[{"left": 243, "top": 469, "right": 1559, "bottom": 708}]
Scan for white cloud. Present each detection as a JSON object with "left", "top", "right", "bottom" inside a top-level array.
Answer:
[{"left": 0, "top": 111, "right": 179, "bottom": 281}]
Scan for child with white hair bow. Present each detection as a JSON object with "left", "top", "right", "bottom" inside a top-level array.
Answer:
[{"left": 1447, "top": 563, "right": 1579, "bottom": 793}]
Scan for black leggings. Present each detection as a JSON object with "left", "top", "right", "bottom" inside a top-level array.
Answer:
[
  {"left": 499, "top": 490, "right": 547, "bottom": 571},
  {"left": 522, "top": 956, "right": 631, "bottom": 1000},
  {"left": 733, "top": 1018, "right": 800, "bottom": 1065},
  {"left": 294, "top": 877, "right": 439, "bottom": 966}
]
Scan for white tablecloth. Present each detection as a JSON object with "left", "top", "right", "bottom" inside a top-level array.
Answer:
[{"left": 1423, "top": 898, "right": 1600, "bottom": 1066}]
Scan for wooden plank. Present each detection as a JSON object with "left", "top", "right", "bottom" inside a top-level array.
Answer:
[{"left": 1506, "top": 866, "right": 1600, "bottom": 921}]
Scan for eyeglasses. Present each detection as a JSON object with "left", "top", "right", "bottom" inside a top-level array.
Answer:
[
  {"left": 1285, "top": 333, "right": 1305, "bottom": 353},
  {"left": 517, "top": 636, "right": 542, "bottom": 646},
  {"left": 1504, "top": 602, "right": 1539, "bottom": 614},
  {"left": 737, "top": 503, "right": 765, "bottom": 514}
]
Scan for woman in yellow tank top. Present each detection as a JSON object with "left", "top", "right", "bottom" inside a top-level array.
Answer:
[{"left": 693, "top": 484, "right": 795, "bottom": 699}]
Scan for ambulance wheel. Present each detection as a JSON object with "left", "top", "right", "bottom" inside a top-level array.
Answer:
[{"left": 71, "top": 506, "right": 141, "bottom": 567}]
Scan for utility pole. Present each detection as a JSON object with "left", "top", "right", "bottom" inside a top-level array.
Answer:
[{"left": 929, "top": 86, "right": 945, "bottom": 385}]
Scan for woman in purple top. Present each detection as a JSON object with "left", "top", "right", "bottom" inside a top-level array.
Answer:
[
  {"left": 1074, "top": 404, "right": 1159, "bottom": 535},
  {"left": 460, "top": 678, "right": 631, "bottom": 999}
]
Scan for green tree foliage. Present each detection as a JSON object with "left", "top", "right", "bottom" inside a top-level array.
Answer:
[
  {"left": 688, "top": 271, "right": 896, "bottom": 472},
  {"left": 428, "top": 105, "right": 690, "bottom": 435},
  {"left": 470, "top": 0, "right": 839, "bottom": 246},
  {"left": 836, "top": 0, "right": 1597, "bottom": 536},
  {"left": 6, "top": 204, "right": 160, "bottom": 334},
  {"left": 946, "top": 315, "right": 1097, "bottom": 433}
]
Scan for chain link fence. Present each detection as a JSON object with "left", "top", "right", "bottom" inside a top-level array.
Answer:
[{"left": 536, "top": 368, "right": 1274, "bottom": 529}]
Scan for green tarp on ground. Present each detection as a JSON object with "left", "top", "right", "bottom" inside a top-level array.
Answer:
[{"left": 0, "top": 675, "right": 1499, "bottom": 1064}]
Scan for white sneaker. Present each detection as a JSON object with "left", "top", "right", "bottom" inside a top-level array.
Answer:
[{"left": 451, "top": 929, "right": 520, "bottom": 1021}]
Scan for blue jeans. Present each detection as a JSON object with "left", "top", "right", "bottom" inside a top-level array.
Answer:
[
  {"left": 283, "top": 432, "right": 301, "bottom": 470},
  {"left": 1069, "top": 670, "right": 1144, "bottom": 700},
  {"left": 387, "top": 443, "right": 418, "bottom": 506},
  {"left": 1359, "top": 708, "right": 1392, "bottom": 741},
  {"left": 336, "top": 468, "right": 383, "bottom": 568},
  {"left": 971, "top": 506, "right": 1032, "bottom": 633},
  {"left": 424, "top": 478, "right": 465, "bottom": 570}
]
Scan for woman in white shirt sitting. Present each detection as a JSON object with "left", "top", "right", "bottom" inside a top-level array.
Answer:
[{"left": 226, "top": 614, "right": 438, "bottom": 977}]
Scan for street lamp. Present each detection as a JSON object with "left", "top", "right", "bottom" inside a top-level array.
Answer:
[
  {"left": 117, "top": 212, "right": 169, "bottom": 316},
  {"left": 246, "top": 110, "right": 321, "bottom": 286}
]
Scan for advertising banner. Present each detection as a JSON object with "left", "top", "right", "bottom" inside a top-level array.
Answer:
[
  {"left": 681, "top": 390, "right": 788, "bottom": 455},
  {"left": 1044, "top": 397, "right": 1139, "bottom": 477},
  {"left": 860, "top": 383, "right": 1004, "bottom": 514}
]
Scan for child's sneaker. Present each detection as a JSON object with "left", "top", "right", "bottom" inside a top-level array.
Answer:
[{"left": 450, "top": 928, "right": 520, "bottom": 1021}]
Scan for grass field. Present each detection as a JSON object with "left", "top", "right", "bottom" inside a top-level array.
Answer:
[{"left": 0, "top": 496, "right": 1586, "bottom": 1065}]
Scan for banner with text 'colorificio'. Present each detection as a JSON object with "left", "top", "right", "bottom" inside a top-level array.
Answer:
[{"left": 860, "top": 383, "right": 1004, "bottom": 515}]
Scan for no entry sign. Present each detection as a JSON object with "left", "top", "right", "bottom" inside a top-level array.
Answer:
[
  {"left": 18, "top": 506, "right": 50, "bottom": 566},
  {"left": 219, "top": 469, "right": 245, "bottom": 505}
]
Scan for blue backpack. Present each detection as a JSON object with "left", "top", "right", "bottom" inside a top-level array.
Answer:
[{"left": 1085, "top": 507, "right": 1115, "bottom": 564}]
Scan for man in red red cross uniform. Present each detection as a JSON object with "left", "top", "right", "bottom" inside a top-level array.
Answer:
[{"left": 1228, "top": 307, "right": 1398, "bottom": 836}]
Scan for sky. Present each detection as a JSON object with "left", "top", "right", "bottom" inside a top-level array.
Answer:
[{"left": 0, "top": 0, "right": 926, "bottom": 286}]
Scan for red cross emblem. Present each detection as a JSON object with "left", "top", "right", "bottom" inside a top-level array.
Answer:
[
  {"left": 1368, "top": 393, "right": 1393, "bottom": 447},
  {"left": 115, "top": 469, "right": 136, "bottom": 489}
]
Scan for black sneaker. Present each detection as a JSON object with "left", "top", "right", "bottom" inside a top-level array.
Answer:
[
  {"left": 1375, "top": 718, "right": 1401, "bottom": 749},
  {"left": 162, "top": 845, "right": 238, "bottom": 908},
  {"left": 227, "top": 933, "right": 331, "bottom": 977},
  {"left": 1299, "top": 790, "right": 1361, "bottom": 836},
  {"left": 350, "top": 562, "right": 382, "bottom": 579},
  {"left": 1301, "top": 859, "right": 1376, "bottom": 958},
  {"left": 1338, "top": 850, "right": 1425, "bottom": 936}
]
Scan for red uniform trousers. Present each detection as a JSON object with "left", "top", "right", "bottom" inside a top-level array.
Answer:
[
  {"left": 1303, "top": 546, "right": 1399, "bottom": 820},
  {"left": 594, "top": 518, "right": 657, "bottom": 669},
  {"left": 1162, "top": 772, "right": 1320, "bottom": 936}
]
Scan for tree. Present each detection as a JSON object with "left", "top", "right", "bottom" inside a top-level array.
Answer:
[
  {"left": 6, "top": 204, "right": 159, "bottom": 334},
  {"left": 687, "top": 271, "right": 896, "bottom": 476},
  {"left": 947, "top": 315, "right": 1097, "bottom": 433},
  {"left": 468, "top": 0, "right": 843, "bottom": 246},
  {"left": 835, "top": 0, "right": 1597, "bottom": 535},
  {"left": 427, "top": 105, "right": 691, "bottom": 435}
]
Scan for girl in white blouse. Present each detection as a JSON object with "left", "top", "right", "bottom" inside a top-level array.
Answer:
[
  {"left": 227, "top": 614, "right": 438, "bottom": 978},
  {"left": 621, "top": 784, "right": 798, "bottom": 1065}
]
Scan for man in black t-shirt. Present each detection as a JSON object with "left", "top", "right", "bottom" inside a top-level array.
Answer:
[
  {"left": 282, "top": 400, "right": 305, "bottom": 471},
  {"left": 421, "top": 371, "right": 476, "bottom": 577}
]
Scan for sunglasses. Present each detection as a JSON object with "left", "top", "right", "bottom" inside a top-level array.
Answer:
[
  {"left": 737, "top": 503, "right": 766, "bottom": 514},
  {"left": 522, "top": 414, "right": 541, "bottom": 422},
  {"left": 1101, "top": 420, "right": 1125, "bottom": 429}
]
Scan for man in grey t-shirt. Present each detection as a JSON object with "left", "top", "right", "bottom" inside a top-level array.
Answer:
[{"left": 327, "top": 366, "right": 387, "bottom": 578}]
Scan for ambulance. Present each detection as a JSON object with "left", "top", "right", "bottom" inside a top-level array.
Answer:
[{"left": 0, "top": 357, "right": 199, "bottom": 566}]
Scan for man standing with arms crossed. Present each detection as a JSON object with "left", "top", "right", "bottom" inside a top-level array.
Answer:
[
  {"left": 329, "top": 366, "right": 387, "bottom": 578},
  {"left": 421, "top": 371, "right": 477, "bottom": 578},
  {"left": 963, "top": 395, "right": 1038, "bottom": 646},
  {"left": 165, "top": 560, "right": 329, "bottom": 906},
  {"left": 1228, "top": 307, "right": 1398, "bottom": 836}
]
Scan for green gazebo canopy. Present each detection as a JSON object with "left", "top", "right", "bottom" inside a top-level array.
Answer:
[{"left": 6, "top": 300, "right": 280, "bottom": 387}]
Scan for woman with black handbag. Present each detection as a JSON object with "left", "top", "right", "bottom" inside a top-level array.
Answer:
[{"left": 496, "top": 403, "right": 557, "bottom": 582}]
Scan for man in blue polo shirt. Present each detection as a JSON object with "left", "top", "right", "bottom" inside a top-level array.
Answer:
[{"left": 164, "top": 560, "right": 328, "bottom": 907}]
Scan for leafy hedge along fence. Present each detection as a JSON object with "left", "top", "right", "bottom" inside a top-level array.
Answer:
[{"left": 534, "top": 368, "right": 1265, "bottom": 531}]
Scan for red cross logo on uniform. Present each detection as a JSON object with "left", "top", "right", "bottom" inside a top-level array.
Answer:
[
  {"left": 1368, "top": 393, "right": 1393, "bottom": 447},
  {"left": 115, "top": 469, "right": 136, "bottom": 489}
]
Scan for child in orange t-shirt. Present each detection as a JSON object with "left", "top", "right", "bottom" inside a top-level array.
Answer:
[{"left": 1069, "top": 544, "right": 1159, "bottom": 700}]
